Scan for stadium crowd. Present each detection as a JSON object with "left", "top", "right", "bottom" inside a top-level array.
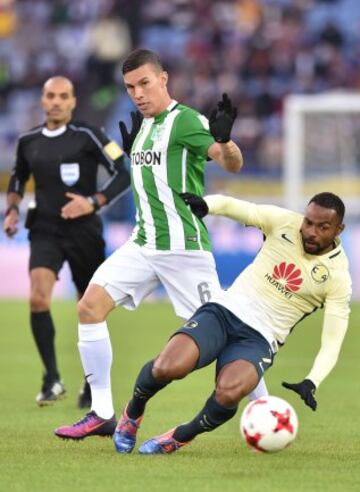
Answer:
[{"left": 1, "top": 0, "right": 360, "bottom": 183}]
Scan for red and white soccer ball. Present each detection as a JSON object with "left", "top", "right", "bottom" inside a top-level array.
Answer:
[{"left": 240, "top": 396, "right": 298, "bottom": 453}]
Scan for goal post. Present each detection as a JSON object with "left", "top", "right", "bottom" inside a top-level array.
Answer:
[{"left": 283, "top": 93, "right": 360, "bottom": 216}]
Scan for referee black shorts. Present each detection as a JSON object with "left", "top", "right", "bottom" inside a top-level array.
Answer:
[
  {"left": 29, "top": 215, "right": 105, "bottom": 295},
  {"left": 174, "top": 302, "right": 275, "bottom": 378}
]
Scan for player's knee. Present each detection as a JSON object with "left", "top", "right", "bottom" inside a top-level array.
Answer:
[
  {"left": 152, "top": 357, "right": 188, "bottom": 381},
  {"left": 78, "top": 286, "right": 114, "bottom": 323},
  {"left": 215, "top": 381, "right": 248, "bottom": 407},
  {"left": 77, "top": 296, "right": 99, "bottom": 322},
  {"left": 30, "top": 291, "right": 50, "bottom": 312}
]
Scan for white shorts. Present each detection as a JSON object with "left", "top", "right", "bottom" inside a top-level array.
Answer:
[{"left": 90, "top": 241, "right": 221, "bottom": 319}]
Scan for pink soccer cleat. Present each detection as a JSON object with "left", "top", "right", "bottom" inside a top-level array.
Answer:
[{"left": 54, "top": 411, "right": 116, "bottom": 440}]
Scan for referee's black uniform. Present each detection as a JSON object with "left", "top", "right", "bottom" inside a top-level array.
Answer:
[
  {"left": 8, "top": 120, "right": 130, "bottom": 292},
  {"left": 7, "top": 120, "right": 130, "bottom": 404}
]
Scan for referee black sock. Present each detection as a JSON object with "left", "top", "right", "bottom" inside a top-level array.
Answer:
[
  {"left": 173, "top": 392, "right": 238, "bottom": 442},
  {"left": 31, "top": 311, "right": 60, "bottom": 383},
  {"left": 127, "top": 360, "right": 170, "bottom": 419}
]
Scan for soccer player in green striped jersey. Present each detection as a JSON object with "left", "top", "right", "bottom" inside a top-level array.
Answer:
[{"left": 54, "top": 49, "right": 266, "bottom": 441}]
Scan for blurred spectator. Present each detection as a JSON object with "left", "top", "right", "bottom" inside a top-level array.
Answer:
[{"left": 2, "top": 0, "right": 360, "bottom": 202}]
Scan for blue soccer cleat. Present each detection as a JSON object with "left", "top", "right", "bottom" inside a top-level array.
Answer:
[
  {"left": 138, "top": 428, "right": 191, "bottom": 455},
  {"left": 113, "top": 404, "right": 143, "bottom": 454}
]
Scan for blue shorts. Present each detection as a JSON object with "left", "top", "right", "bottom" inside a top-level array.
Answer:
[{"left": 174, "top": 302, "right": 275, "bottom": 377}]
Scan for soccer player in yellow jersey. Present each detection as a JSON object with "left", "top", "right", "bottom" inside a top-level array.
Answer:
[{"left": 112, "top": 191, "right": 351, "bottom": 455}]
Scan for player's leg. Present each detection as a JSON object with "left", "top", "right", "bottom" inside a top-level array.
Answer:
[
  {"left": 114, "top": 333, "right": 199, "bottom": 453},
  {"left": 29, "top": 237, "right": 65, "bottom": 405},
  {"left": 138, "top": 359, "right": 258, "bottom": 455},
  {"left": 65, "top": 217, "right": 106, "bottom": 409},
  {"left": 139, "top": 310, "right": 274, "bottom": 454},
  {"left": 54, "top": 241, "right": 159, "bottom": 440},
  {"left": 153, "top": 250, "right": 220, "bottom": 319},
  {"left": 115, "top": 303, "right": 227, "bottom": 453},
  {"left": 154, "top": 251, "right": 269, "bottom": 401}
]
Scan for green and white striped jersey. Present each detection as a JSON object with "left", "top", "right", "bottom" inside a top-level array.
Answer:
[{"left": 130, "top": 100, "right": 215, "bottom": 251}]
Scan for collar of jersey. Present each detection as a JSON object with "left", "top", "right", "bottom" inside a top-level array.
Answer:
[
  {"left": 153, "top": 100, "right": 178, "bottom": 123},
  {"left": 42, "top": 125, "right": 67, "bottom": 138},
  {"left": 302, "top": 235, "right": 342, "bottom": 259}
]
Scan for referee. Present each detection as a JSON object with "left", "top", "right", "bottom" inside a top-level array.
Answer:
[{"left": 3, "top": 76, "right": 130, "bottom": 407}]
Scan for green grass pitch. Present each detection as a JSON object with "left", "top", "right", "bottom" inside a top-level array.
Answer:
[{"left": 1, "top": 300, "right": 359, "bottom": 492}]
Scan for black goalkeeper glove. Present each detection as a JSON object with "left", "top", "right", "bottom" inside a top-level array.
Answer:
[
  {"left": 119, "top": 111, "right": 143, "bottom": 157},
  {"left": 209, "top": 93, "right": 237, "bottom": 143},
  {"left": 282, "top": 379, "right": 317, "bottom": 411},
  {"left": 180, "top": 192, "right": 209, "bottom": 219}
]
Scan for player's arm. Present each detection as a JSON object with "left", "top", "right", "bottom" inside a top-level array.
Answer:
[
  {"left": 283, "top": 279, "right": 351, "bottom": 411},
  {"left": 181, "top": 193, "right": 287, "bottom": 235},
  {"left": 207, "top": 94, "right": 243, "bottom": 173},
  {"left": 207, "top": 141, "right": 243, "bottom": 173},
  {"left": 3, "top": 140, "right": 31, "bottom": 237}
]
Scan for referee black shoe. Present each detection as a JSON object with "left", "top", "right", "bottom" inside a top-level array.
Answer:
[
  {"left": 36, "top": 379, "right": 66, "bottom": 406},
  {"left": 78, "top": 380, "right": 92, "bottom": 409}
]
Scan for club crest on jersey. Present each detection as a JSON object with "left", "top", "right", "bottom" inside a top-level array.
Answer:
[
  {"left": 60, "top": 163, "right": 79, "bottom": 186},
  {"left": 311, "top": 264, "right": 329, "bottom": 284},
  {"left": 131, "top": 150, "right": 161, "bottom": 166},
  {"left": 265, "top": 262, "right": 303, "bottom": 298},
  {"left": 150, "top": 123, "right": 166, "bottom": 143}
]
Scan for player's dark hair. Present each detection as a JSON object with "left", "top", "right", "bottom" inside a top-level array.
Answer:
[
  {"left": 122, "top": 49, "right": 164, "bottom": 75},
  {"left": 308, "top": 192, "right": 345, "bottom": 222}
]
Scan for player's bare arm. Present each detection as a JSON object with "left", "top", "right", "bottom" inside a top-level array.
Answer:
[{"left": 208, "top": 140, "right": 243, "bottom": 173}]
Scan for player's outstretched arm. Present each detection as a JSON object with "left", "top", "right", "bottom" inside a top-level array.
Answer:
[
  {"left": 207, "top": 93, "right": 243, "bottom": 173},
  {"left": 119, "top": 111, "right": 143, "bottom": 157},
  {"left": 283, "top": 312, "right": 349, "bottom": 411}
]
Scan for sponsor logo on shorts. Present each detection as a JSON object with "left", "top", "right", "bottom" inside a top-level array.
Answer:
[{"left": 184, "top": 320, "right": 198, "bottom": 329}]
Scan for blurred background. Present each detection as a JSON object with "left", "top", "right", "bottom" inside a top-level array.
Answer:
[{"left": 1, "top": 0, "right": 360, "bottom": 299}]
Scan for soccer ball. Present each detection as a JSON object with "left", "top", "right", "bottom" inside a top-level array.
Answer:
[{"left": 240, "top": 396, "right": 298, "bottom": 452}]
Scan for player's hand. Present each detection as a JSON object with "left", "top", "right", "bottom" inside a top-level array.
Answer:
[
  {"left": 282, "top": 379, "right": 317, "bottom": 411},
  {"left": 3, "top": 207, "right": 19, "bottom": 237},
  {"left": 61, "top": 193, "right": 94, "bottom": 219},
  {"left": 209, "top": 93, "right": 237, "bottom": 143},
  {"left": 180, "top": 192, "right": 209, "bottom": 219},
  {"left": 119, "top": 111, "right": 143, "bottom": 157}
]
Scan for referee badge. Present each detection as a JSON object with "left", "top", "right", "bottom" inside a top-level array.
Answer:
[{"left": 60, "top": 163, "right": 80, "bottom": 186}]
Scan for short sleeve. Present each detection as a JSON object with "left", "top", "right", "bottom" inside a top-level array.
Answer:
[{"left": 175, "top": 109, "right": 215, "bottom": 157}]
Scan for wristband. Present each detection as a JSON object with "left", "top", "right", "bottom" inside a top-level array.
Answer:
[
  {"left": 5, "top": 204, "right": 19, "bottom": 216},
  {"left": 87, "top": 195, "right": 101, "bottom": 212}
]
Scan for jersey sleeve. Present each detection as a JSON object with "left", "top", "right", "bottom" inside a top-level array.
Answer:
[
  {"left": 7, "top": 139, "right": 31, "bottom": 196},
  {"left": 84, "top": 124, "right": 124, "bottom": 173},
  {"left": 324, "top": 270, "right": 352, "bottom": 320},
  {"left": 83, "top": 124, "right": 130, "bottom": 203},
  {"left": 305, "top": 311, "right": 349, "bottom": 387},
  {"left": 205, "top": 194, "right": 289, "bottom": 235},
  {"left": 175, "top": 109, "right": 215, "bottom": 158},
  {"left": 304, "top": 269, "right": 352, "bottom": 387}
]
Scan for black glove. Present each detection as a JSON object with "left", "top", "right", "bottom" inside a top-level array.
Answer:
[
  {"left": 180, "top": 192, "right": 209, "bottom": 219},
  {"left": 119, "top": 111, "right": 143, "bottom": 157},
  {"left": 209, "top": 93, "right": 237, "bottom": 143},
  {"left": 282, "top": 379, "right": 317, "bottom": 411}
]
